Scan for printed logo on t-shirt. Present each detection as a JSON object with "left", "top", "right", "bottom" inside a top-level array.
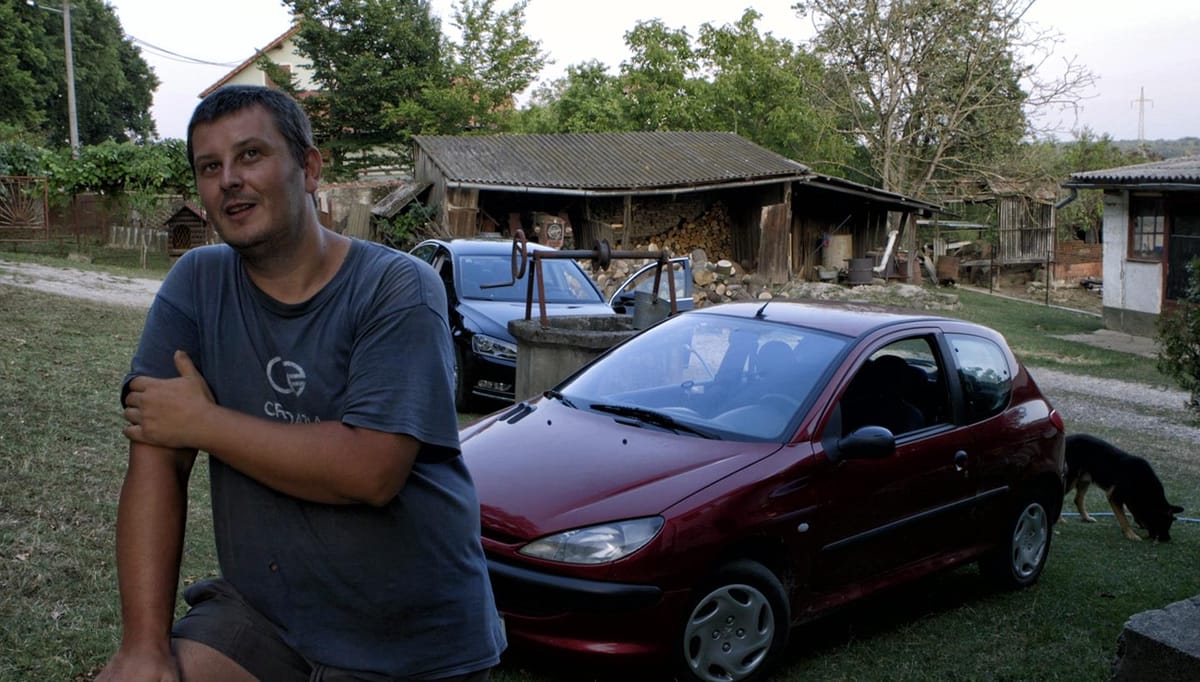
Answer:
[{"left": 267, "top": 357, "right": 307, "bottom": 397}]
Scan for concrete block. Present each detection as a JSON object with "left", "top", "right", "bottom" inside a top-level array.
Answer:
[{"left": 1110, "top": 595, "right": 1200, "bottom": 681}]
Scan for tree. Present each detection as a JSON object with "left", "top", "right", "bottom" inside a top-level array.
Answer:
[
  {"left": 793, "top": 0, "right": 1094, "bottom": 199},
  {"left": 695, "top": 9, "right": 853, "bottom": 173},
  {"left": 3, "top": 0, "right": 158, "bottom": 147},
  {"left": 443, "top": 0, "right": 546, "bottom": 132},
  {"left": 517, "top": 61, "right": 628, "bottom": 133},
  {"left": 618, "top": 20, "right": 704, "bottom": 131},
  {"left": 287, "top": 0, "right": 448, "bottom": 178},
  {"left": 515, "top": 10, "right": 852, "bottom": 172}
]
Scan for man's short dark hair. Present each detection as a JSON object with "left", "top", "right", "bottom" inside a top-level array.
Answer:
[{"left": 186, "top": 85, "right": 314, "bottom": 173}]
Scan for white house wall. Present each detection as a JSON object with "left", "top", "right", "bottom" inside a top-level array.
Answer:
[
  {"left": 1101, "top": 190, "right": 1161, "bottom": 335},
  {"left": 223, "top": 38, "right": 316, "bottom": 92}
]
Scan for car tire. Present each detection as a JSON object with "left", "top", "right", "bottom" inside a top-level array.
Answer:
[
  {"left": 679, "top": 560, "right": 789, "bottom": 682},
  {"left": 454, "top": 345, "right": 474, "bottom": 413},
  {"left": 980, "top": 488, "right": 1055, "bottom": 589}
]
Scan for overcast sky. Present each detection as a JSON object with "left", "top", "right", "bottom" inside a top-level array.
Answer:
[{"left": 105, "top": 0, "right": 1199, "bottom": 143}]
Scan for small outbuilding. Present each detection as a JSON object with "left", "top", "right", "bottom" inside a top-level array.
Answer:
[
  {"left": 1064, "top": 155, "right": 1200, "bottom": 335},
  {"left": 409, "top": 131, "right": 939, "bottom": 284}
]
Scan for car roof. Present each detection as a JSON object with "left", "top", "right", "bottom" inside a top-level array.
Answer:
[
  {"left": 417, "top": 237, "right": 558, "bottom": 256},
  {"left": 690, "top": 300, "right": 972, "bottom": 339}
]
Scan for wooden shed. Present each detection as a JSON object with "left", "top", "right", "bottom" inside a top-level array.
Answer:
[{"left": 411, "top": 132, "right": 939, "bottom": 284}]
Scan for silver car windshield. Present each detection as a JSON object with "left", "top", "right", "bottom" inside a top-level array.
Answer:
[
  {"left": 561, "top": 314, "right": 849, "bottom": 441},
  {"left": 458, "top": 255, "right": 602, "bottom": 304}
]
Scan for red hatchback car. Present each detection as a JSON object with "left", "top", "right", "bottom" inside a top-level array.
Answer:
[{"left": 460, "top": 301, "right": 1066, "bottom": 682}]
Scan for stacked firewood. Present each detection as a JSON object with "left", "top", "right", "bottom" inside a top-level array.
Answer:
[{"left": 640, "top": 201, "right": 734, "bottom": 262}]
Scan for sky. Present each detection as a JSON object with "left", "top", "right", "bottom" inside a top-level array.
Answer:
[{"left": 105, "top": 0, "right": 1199, "bottom": 143}]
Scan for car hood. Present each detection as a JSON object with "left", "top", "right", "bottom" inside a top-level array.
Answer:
[
  {"left": 458, "top": 299, "right": 616, "bottom": 341},
  {"left": 460, "top": 400, "right": 784, "bottom": 541}
]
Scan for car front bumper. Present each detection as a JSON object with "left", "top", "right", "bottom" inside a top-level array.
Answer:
[{"left": 486, "top": 558, "right": 690, "bottom": 660}]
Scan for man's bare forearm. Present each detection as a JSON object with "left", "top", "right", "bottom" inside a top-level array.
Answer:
[
  {"left": 113, "top": 442, "right": 195, "bottom": 656},
  {"left": 191, "top": 406, "right": 419, "bottom": 506}
]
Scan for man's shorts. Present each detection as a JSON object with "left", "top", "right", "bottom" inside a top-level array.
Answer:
[{"left": 173, "top": 578, "right": 490, "bottom": 682}]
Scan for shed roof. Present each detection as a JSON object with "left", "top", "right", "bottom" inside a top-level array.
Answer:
[
  {"left": 412, "top": 131, "right": 810, "bottom": 194},
  {"left": 1065, "top": 154, "right": 1200, "bottom": 189}
]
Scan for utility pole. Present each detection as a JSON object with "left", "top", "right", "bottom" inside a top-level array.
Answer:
[
  {"left": 1132, "top": 86, "right": 1153, "bottom": 156},
  {"left": 61, "top": 0, "right": 79, "bottom": 156},
  {"left": 26, "top": 0, "right": 79, "bottom": 156}
]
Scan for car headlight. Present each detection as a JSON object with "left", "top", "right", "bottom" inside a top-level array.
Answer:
[
  {"left": 519, "top": 517, "right": 664, "bottom": 564},
  {"left": 471, "top": 334, "right": 517, "bottom": 362}
]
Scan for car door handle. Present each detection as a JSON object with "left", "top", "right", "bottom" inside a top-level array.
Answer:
[{"left": 954, "top": 450, "right": 968, "bottom": 473}]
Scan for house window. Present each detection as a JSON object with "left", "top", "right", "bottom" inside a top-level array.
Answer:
[{"left": 1129, "top": 195, "right": 1165, "bottom": 260}]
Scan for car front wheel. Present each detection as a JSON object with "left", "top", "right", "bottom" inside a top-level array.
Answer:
[
  {"left": 981, "top": 490, "right": 1054, "bottom": 589},
  {"left": 679, "top": 560, "right": 789, "bottom": 682}
]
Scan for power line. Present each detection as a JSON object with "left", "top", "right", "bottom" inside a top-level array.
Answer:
[{"left": 127, "top": 35, "right": 242, "bottom": 67}]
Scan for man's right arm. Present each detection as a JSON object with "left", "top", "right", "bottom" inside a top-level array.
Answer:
[{"left": 97, "top": 441, "right": 196, "bottom": 681}]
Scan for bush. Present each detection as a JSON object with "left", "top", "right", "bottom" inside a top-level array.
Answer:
[{"left": 1156, "top": 258, "right": 1200, "bottom": 412}]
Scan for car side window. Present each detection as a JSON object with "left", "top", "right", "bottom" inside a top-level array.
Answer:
[
  {"left": 946, "top": 333, "right": 1012, "bottom": 423},
  {"left": 840, "top": 336, "right": 947, "bottom": 437}
]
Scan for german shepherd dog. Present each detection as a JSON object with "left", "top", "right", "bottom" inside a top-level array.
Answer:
[{"left": 1064, "top": 434, "right": 1184, "bottom": 541}]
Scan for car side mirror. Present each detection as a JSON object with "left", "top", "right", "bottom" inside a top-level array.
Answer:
[{"left": 835, "top": 426, "right": 896, "bottom": 462}]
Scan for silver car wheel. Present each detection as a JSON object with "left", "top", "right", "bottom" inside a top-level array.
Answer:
[
  {"left": 1010, "top": 501, "right": 1049, "bottom": 580},
  {"left": 683, "top": 582, "right": 775, "bottom": 682}
]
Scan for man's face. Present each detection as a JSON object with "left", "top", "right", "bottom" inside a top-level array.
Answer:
[{"left": 190, "top": 105, "right": 318, "bottom": 254}]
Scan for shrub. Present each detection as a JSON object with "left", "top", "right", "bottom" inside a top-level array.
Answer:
[{"left": 1156, "top": 257, "right": 1200, "bottom": 412}]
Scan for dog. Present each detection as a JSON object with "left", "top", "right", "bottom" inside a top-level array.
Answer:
[{"left": 1064, "top": 433, "right": 1183, "bottom": 542}]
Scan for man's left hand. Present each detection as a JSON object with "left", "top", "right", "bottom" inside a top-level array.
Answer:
[{"left": 123, "top": 350, "right": 214, "bottom": 448}]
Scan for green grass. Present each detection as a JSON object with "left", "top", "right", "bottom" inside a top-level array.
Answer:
[
  {"left": 2, "top": 276, "right": 1198, "bottom": 681},
  {"left": 946, "top": 287, "right": 1173, "bottom": 387},
  {"left": 1, "top": 241, "right": 173, "bottom": 279}
]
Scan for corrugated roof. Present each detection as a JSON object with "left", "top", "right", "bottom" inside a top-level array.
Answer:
[
  {"left": 412, "top": 132, "right": 810, "bottom": 192},
  {"left": 1067, "top": 154, "right": 1200, "bottom": 187}
]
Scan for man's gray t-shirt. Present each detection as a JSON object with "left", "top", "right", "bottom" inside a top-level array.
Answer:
[{"left": 126, "top": 239, "right": 504, "bottom": 678}]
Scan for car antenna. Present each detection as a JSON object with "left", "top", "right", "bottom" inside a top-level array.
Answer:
[{"left": 755, "top": 299, "right": 771, "bottom": 318}]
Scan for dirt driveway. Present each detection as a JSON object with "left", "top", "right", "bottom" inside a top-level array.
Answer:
[
  {"left": 0, "top": 258, "right": 160, "bottom": 309},
  {"left": 2, "top": 256, "right": 1191, "bottom": 451}
]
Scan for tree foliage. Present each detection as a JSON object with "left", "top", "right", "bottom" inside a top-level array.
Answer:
[
  {"left": 443, "top": 0, "right": 546, "bottom": 132},
  {"left": 286, "top": 0, "right": 447, "bottom": 178},
  {"left": 1, "top": 0, "right": 158, "bottom": 148},
  {"left": 516, "top": 10, "right": 853, "bottom": 172},
  {"left": 793, "top": 0, "right": 1094, "bottom": 199},
  {"left": 0, "top": 139, "right": 192, "bottom": 198},
  {"left": 283, "top": 0, "right": 544, "bottom": 178},
  {"left": 694, "top": 10, "right": 853, "bottom": 173},
  {"left": 1158, "top": 259, "right": 1200, "bottom": 415}
]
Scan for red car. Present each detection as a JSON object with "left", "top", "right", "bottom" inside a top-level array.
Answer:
[{"left": 461, "top": 301, "right": 1066, "bottom": 682}]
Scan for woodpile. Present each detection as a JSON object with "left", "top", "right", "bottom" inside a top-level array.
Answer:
[{"left": 641, "top": 201, "right": 734, "bottom": 263}]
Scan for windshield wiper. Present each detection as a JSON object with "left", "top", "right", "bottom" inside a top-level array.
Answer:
[
  {"left": 543, "top": 389, "right": 577, "bottom": 408},
  {"left": 588, "top": 403, "right": 720, "bottom": 439}
]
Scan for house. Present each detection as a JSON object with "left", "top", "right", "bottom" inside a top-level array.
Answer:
[
  {"left": 1064, "top": 155, "right": 1200, "bottom": 336},
  {"left": 199, "top": 24, "right": 316, "bottom": 98},
  {"left": 408, "top": 131, "right": 939, "bottom": 284}
]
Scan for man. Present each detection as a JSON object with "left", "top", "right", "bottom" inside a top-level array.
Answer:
[{"left": 98, "top": 85, "right": 505, "bottom": 681}]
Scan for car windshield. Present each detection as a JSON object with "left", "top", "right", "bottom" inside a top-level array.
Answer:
[
  {"left": 559, "top": 313, "right": 850, "bottom": 441},
  {"left": 457, "top": 255, "right": 603, "bottom": 304}
]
